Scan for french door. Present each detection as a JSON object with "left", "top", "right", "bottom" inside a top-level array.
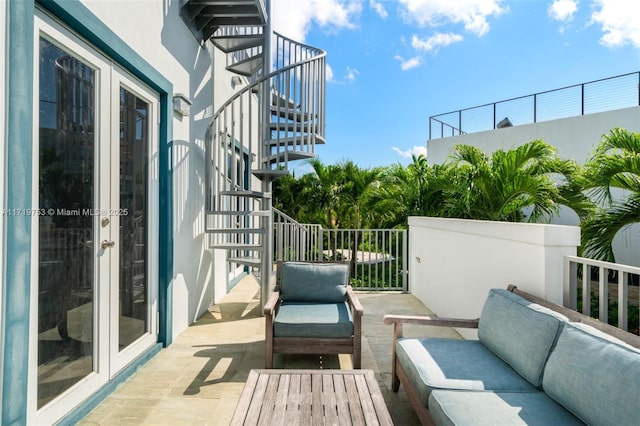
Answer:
[{"left": 33, "top": 11, "right": 159, "bottom": 424}]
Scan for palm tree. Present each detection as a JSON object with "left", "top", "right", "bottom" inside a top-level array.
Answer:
[
  {"left": 581, "top": 128, "right": 640, "bottom": 262},
  {"left": 365, "top": 154, "right": 455, "bottom": 228},
  {"left": 450, "top": 140, "right": 590, "bottom": 222}
]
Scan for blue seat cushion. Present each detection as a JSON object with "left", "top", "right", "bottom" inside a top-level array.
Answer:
[
  {"left": 273, "top": 301, "right": 354, "bottom": 338},
  {"left": 542, "top": 322, "right": 640, "bottom": 426},
  {"left": 396, "top": 338, "right": 536, "bottom": 407},
  {"left": 279, "top": 262, "right": 349, "bottom": 303},
  {"left": 429, "top": 390, "right": 584, "bottom": 426},
  {"left": 478, "top": 289, "right": 568, "bottom": 387}
]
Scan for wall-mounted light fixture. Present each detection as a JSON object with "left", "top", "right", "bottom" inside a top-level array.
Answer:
[
  {"left": 231, "top": 76, "right": 243, "bottom": 89},
  {"left": 173, "top": 93, "right": 192, "bottom": 117}
]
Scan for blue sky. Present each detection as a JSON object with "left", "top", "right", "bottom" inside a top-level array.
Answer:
[{"left": 271, "top": 0, "right": 640, "bottom": 172}]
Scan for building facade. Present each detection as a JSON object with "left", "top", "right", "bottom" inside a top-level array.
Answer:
[{"left": 0, "top": 1, "right": 289, "bottom": 423}]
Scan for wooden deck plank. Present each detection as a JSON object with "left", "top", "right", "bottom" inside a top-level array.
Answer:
[
  {"left": 230, "top": 370, "right": 260, "bottom": 425},
  {"left": 272, "top": 373, "right": 290, "bottom": 423},
  {"left": 257, "top": 373, "right": 281, "bottom": 426},
  {"left": 322, "top": 374, "right": 339, "bottom": 426},
  {"left": 355, "top": 373, "right": 379, "bottom": 426},
  {"left": 344, "top": 374, "right": 366, "bottom": 425},
  {"left": 364, "top": 370, "right": 394, "bottom": 426},
  {"left": 284, "top": 374, "right": 301, "bottom": 425},
  {"left": 311, "top": 374, "right": 323, "bottom": 425},
  {"left": 333, "top": 374, "right": 352, "bottom": 426},
  {"left": 298, "top": 374, "right": 312, "bottom": 426},
  {"left": 244, "top": 373, "right": 270, "bottom": 424}
]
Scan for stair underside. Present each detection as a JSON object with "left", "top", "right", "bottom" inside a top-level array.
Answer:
[{"left": 182, "top": 1, "right": 267, "bottom": 42}]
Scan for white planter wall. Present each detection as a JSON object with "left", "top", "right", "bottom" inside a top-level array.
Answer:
[{"left": 408, "top": 217, "right": 580, "bottom": 339}]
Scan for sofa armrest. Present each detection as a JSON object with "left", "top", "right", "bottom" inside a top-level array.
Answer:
[{"left": 383, "top": 314, "right": 479, "bottom": 329}]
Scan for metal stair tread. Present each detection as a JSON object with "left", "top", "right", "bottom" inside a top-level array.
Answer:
[
  {"left": 219, "top": 190, "right": 270, "bottom": 199},
  {"left": 270, "top": 106, "right": 315, "bottom": 122},
  {"left": 211, "top": 34, "right": 263, "bottom": 53},
  {"left": 266, "top": 151, "right": 315, "bottom": 164},
  {"left": 226, "top": 54, "right": 263, "bottom": 77},
  {"left": 251, "top": 169, "right": 289, "bottom": 180},
  {"left": 206, "top": 228, "right": 266, "bottom": 234},
  {"left": 266, "top": 135, "right": 325, "bottom": 147},
  {"left": 210, "top": 243, "right": 263, "bottom": 250},
  {"left": 268, "top": 122, "right": 315, "bottom": 132},
  {"left": 207, "top": 210, "right": 270, "bottom": 216}
]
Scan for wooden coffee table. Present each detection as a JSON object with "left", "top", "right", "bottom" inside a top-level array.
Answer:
[{"left": 231, "top": 369, "right": 393, "bottom": 425}]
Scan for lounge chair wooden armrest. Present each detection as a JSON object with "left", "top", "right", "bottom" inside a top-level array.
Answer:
[
  {"left": 263, "top": 291, "right": 280, "bottom": 316},
  {"left": 346, "top": 286, "right": 363, "bottom": 317}
]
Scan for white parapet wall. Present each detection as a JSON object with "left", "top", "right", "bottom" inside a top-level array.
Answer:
[{"left": 408, "top": 216, "right": 581, "bottom": 339}]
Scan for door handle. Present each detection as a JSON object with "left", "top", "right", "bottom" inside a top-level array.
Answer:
[{"left": 101, "top": 240, "right": 116, "bottom": 250}]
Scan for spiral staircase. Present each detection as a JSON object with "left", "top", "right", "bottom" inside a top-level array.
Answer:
[{"left": 181, "top": 0, "right": 327, "bottom": 306}]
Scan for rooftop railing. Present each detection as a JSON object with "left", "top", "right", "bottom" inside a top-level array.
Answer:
[{"left": 429, "top": 71, "right": 640, "bottom": 140}]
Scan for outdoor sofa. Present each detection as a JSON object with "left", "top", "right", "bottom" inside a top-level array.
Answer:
[{"left": 383, "top": 285, "right": 640, "bottom": 425}]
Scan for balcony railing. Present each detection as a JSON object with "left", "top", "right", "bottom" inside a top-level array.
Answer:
[
  {"left": 564, "top": 255, "right": 640, "bottom": 334},
  {"left": 429, "top": 71, "right": 640, "bottom": 140},
  {"left": 273, "top": 210, "right": 407, "bottom": 291}
]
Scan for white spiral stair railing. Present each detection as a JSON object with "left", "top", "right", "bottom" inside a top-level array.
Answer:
[{"left": 205, "top": 28, "right": 327, "bottom": 307}]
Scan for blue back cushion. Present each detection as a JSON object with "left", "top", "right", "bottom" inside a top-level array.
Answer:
[
  {"left": 478, "top": 289, "right": 568, "bottom": 387},
  {"left": 543, "top": 322, "right": 640, "bottom": 426},
  {"left": 279, "top": 262, "right": 349, "bottom": 303}
]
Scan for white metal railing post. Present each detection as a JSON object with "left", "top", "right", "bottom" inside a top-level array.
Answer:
[{"left": 565, "top": 255, "right": 639, "bottom": 332}]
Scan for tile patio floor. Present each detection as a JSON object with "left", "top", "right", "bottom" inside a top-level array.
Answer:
[{"left": 80, "top": 274, "right": 462, "bottom": 425}]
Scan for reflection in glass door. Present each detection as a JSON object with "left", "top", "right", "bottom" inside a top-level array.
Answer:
[
  {"left": 37, "top": 38, "right": 96, "bottom": 408},
  {"left": 118, "top": 87, "right": 148, "bottom": 350}
]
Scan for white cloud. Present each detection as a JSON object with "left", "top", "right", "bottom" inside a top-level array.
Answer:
[
  {"left": 369, "top": 0, "right": 389, "bottom": 18},
  {"left": 326, "top": 63, "right": 335, "bottom": 82},
  {"left": 394, "top": 55, "right": 422, "bottom": 70},
  {"left": 591, "top": 0, "right": 640, "bottom": 48},
  {"left": 548, "top": 0, "right": 578, "bottom": 22},
  {"left": 329, "top": 65, "right": 360, "bottom": 83},
  {"left": 272, "top": 0, "right": 363, "bottom": 42},
  {"left": 392, "top": 145, "right": 428, "bottom": 158},
  {"left": 345, "top": 66, "right": 359, "bottom": 81},
  {"left": 412, "top": 32, "right": 464, "bottom": 52},
  {"left": 397, "top": 0, "right": 507, "bottom": 36}
]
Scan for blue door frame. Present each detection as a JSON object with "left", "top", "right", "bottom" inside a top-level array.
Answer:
[{"left": 2, "top": 1, "right": 174, "bottom": 423}]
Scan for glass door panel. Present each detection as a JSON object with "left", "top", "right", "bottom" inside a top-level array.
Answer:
[
  {"left": 108, "top": 70, "right": 158, "bottom": 374},
  {"left": 118, "top": 87, "right": 149, "bottom": 350},
  {"left": 37, "top": 38, "right": 97, "bottom": 409}
]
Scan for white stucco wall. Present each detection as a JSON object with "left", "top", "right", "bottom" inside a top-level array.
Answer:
[
  {"left": 426, "top": 107, "right": 640, "bottom": 267},
  {"left": 80, "top": 1, "right": 248, "bottom": 337},
  {"left": 427, "top": 106, "right": 640, "bottom": 165},
  {"left": 408, "top": 217, "right": 580, "bottom": 339}
]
